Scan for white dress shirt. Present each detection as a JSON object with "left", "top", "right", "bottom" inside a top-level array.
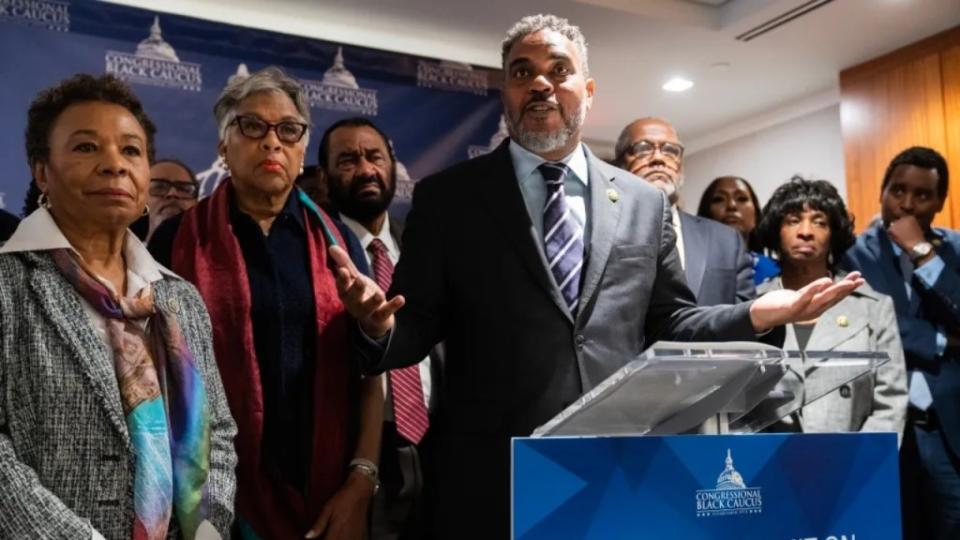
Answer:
[{"left": 671, "top": 206, "right": 686, "bottom": 270}]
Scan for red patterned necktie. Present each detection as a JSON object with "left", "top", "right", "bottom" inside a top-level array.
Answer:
[{"left": 368, "top": 238, "right": 430, "bottom": 444}]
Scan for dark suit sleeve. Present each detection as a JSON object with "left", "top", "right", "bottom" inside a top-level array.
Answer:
[
  {"left": 915, "top": 256, "right": 960, "bottom": 332},
  {"left": 333, "top": 220, "right": 371, "bottom": 278},
  {"left": 734, "top": 232, "right": 756, "bottom": 303},
  {"left": 355, "top": 178, "right": 448, "bottom": 374},
  {"left": 644, "top": 193, "right": 758, "bottom": 343},
  {"left": 842, "top": 249, "right": 943, "bottom": 365},
  {"left": 146, "top": 213, "right": 184, "bottom": 268}
]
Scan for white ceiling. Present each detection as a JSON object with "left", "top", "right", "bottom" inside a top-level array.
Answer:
[{"left": 108, "top": 0, "right": 960, "bottom": 153}]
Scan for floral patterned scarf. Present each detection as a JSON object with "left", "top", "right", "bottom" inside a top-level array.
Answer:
[{"left": 51, "top": 249, "right": 210, "bottom": 540}]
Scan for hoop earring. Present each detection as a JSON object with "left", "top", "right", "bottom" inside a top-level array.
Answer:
[
  {"left": 142, "top": 205, "right": 150, "bottom": 217},
  {"left": 37, "top": 192, "right": 51, "bottom": 209}
]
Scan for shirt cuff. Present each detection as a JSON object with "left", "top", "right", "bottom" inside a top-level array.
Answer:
[
  {"left": 92, "top": 528, "right": 107, "bottom": 540},
  {"left": 914, "top": 254, "right": 945, "bottom": 287},
  {"left": 937, "top": 328, "right": 948, "bottom": 356},
  {"left": 358, "top": 322, "right": 391, "bottom": 347}
]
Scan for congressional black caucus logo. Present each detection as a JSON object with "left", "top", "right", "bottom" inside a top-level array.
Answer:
[
  {"left": 300, "top": 47, "right": 378, "bottom": 116},
  {"left": 0, "top": 0, "right": 70, "bottom": 32},
  {"left": 105, "top": 16, "right": 203, "bottom": 92},
  {"left": 417, "top": 60, "right": 489, "bottom": 96},
  {"left": 695, "top": 449, "right": 763, "bottom": 517}
]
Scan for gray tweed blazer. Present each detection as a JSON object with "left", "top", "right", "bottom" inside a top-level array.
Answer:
[{"left": 0, "top": 251, "right": 237, "bottom": 539}]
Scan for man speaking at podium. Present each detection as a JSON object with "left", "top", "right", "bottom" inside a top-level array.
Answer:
[{"left": 329, "top": 13, "right": 863, "bottom": 540}]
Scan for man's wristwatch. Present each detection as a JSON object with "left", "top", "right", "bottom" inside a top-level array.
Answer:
[
  {"left": 348, "top": 458, "right": 380, "bottom": 494},
  {"left": 910, "top": 241, "right": 934, "bottom": 262}
]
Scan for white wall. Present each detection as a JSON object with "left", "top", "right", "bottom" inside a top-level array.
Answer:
[{"left": 679, "top": 104, "right": 846, "bottom": 212}]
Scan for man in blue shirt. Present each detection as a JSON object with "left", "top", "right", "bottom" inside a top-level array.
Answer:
[{"left": 843, "top": 146, "right": 960, "bottom": 540}]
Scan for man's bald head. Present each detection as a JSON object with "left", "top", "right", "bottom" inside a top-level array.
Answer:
[{"left": 615, "top": 117, "right": 685, "bottom": 204}]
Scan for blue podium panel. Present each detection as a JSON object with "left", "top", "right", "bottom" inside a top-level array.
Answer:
[{"left": 513, "top": 433, "right": 900, "bottom": 540}]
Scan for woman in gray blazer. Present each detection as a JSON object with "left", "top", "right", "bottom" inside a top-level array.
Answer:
[
  {"left": 757, "top": 177, "right": 907, "bottom": 436},
  {"left": 0, "top": 74, "right": 237, "bottom": 539}
]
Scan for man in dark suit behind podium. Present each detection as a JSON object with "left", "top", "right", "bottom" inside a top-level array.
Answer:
[
  {"left": 615, "top": 117, "right": 755, "bottom": 306},
  {"left": 331, "top": 14, "right": 864, "bottom": 540}
]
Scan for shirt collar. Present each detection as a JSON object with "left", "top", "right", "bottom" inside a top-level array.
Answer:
[
  {"left": 229, "top": 187, "right": 307, "bottom": 232},
  {"left": 509, "top": 139, "right": 589, "bottom": 187},
  {"left": 0, "top": 207, "right": 178, "bottom": 288},
  {"left": 339, "top": 212, "right": 399, "bottom": 259}
]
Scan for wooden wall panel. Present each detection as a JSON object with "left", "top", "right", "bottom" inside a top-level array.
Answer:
[
  {"left": 942, "top": 45, "right": 960, "bottom": 230},
  {"left": 841, "top": 25, "right": 960, "bottom": 232}
]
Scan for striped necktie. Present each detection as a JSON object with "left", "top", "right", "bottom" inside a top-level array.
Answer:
[
  {"left": 539, "top": 162, "right": 584, "bottom": 315},
  {"left": 368, "top": 238, "right": 430, "bottom": 444}
]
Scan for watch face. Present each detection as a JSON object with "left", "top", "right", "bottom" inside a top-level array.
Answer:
[{"left": 912, "top": 242, "right": 933, "bottom": 258}]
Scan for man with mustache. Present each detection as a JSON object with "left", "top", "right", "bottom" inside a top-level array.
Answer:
[
  {"left": 333, "top": 14, "right": 864, "bottom": 539},
  {"left": 319, "top": 117, "right": 435, "bottom": 540},
  {"left": 615, "top": 118, "right": 755, "bottom": 305}
]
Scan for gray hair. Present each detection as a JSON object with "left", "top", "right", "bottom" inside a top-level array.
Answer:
[
  {"left": 501, "top": 14, "right": 589, "bottom": 76},
  {"left": 213, "top": 66, "right": 311, "bottom": 145}
]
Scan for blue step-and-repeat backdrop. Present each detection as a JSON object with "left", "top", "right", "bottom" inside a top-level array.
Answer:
[{"left": 0, "top": 0, "right": 506, "bottom": 216}]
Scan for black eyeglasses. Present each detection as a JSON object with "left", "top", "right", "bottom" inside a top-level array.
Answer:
[
  {"left": 624, "top": 140, "right": 684, "bottom": 161},
  {"left": 231, "top": 115, "right": 308, "bottom": 143},
  {"left": 149, "top": 178, "right": 198, "bottom": 198}
]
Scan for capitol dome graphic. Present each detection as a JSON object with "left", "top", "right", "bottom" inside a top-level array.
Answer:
[
  {"left": 228, "top": 63, "right": 251, "bottom": 86},
  {"left": 135, "top": 17, "right": 180, "bottom": 62},
  {"left": 715, "top": 449, "right": 747, "bottom": 490},
  {"left": 322, "top": 47, "right": 359, "bottom": 89}
]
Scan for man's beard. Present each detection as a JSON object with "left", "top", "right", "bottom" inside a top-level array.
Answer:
[
  {"left": 507, "top": 98, "right": 584, "bottom": 155},
  {"left": 328, "top": 170, "right": 396, "bottom": 223}
]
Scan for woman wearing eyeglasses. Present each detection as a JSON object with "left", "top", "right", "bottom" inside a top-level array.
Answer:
[{"left": 149, "top": 66, "right": 383, "bottom": 540}]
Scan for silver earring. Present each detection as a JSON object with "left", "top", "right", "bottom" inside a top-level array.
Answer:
[
  {"left": 142, "top": 204, "right": 150, "bottom": 217},
  {"left": 299, "top": 164, "right": 305, "bottom": 176},
  {"left": 37, "top": 192, "right": 51, "bottom": 209}
]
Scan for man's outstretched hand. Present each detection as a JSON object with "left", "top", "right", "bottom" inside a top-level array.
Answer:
[
  {"left": 749, "top": 272, "right": 865, "bottom": 332},
  {"left": 329, "top": 245, "right": 404, "bottom": 338}
]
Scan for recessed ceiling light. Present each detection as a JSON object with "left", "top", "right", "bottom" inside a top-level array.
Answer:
[{"left": 662, "top": 77, "right": 694, "bottom": 92}]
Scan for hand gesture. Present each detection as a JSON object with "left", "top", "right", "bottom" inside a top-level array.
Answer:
[
  {"left": 886, "top": 215, "right": 926, "bottom": 251},
  {"left": 329, "top": 245, "right": 404, "bottom": 338},
  {"left": 749, "top": 272, "right": 865, "bottom": 331}
]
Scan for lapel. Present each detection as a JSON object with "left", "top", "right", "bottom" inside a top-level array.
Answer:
[
  {"left": 769, "top": 276, "right": 870, "bottom": 353},
  {"left": 25, "top": 252, "right": 131, "bottom": 447},
  {"left": 864, "top": 225, "right": 909, "bottom": 313},
  {"left": 678, "top": 211, "right": 707, "bottom": 298},
  {"left": 577, "top": 147, "right": 622, "bottom": 321},
  {"left": 476, "top": 141, "right": 573, "bottom": 322},
  {"left": 807, "top": 293, "right": 871, "bottom": 353}
]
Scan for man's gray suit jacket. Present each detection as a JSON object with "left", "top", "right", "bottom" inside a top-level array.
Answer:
[{"left": 356, "top": 139, "right": 768, "bottom": 540}]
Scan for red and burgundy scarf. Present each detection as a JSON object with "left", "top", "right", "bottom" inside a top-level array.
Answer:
[{"left": 171, "top": 180, "right": 355, "bottom": 539}]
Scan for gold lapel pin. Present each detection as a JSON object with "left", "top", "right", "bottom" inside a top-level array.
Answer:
[
  {"left": 836, "top": 315, "right": 849, "bottom": 328},
  {"left": 607, "top": 189, "right": 619, "bottom": 203}
]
